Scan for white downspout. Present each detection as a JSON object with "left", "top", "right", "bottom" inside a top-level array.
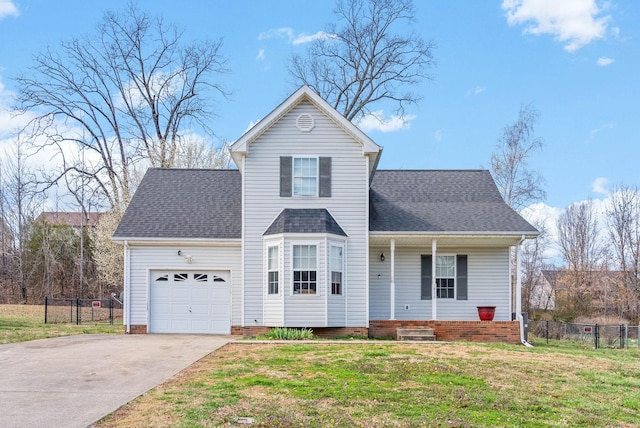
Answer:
[
  {"left": 389, "top": 239, "right": 395, "bottom": 320},
  {"left": 124, "top": 240, "right": 131, "bottom": 334},
  {"left": 431, "top": 239, "right": 437, "bottom": 320},
  {"left": 516, "top": 235, "right": 532, "bottom": 347}
]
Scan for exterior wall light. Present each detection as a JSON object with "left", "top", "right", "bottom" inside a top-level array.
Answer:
[{"left": 379, "top": 253, "right": 385, "bottom": 262}]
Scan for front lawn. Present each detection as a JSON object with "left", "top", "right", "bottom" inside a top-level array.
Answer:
[
  {"left": 98, "top": 340, "right": 640, "bottom": 427},
  {"left": 0, "top": 304, "right": 123, "bottom": 344}
]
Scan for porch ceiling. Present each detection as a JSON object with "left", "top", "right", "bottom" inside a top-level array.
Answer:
[{"left": 369, "top": 233, "right": 533, "bottom": 248}]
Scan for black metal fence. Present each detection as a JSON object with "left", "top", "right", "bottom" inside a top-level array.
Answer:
[
  {"left": 529, "top": 320, "right": 639, "bottom": 349},
  {"left": 44, "top": 297, "right": 123, "bottom": 325}
]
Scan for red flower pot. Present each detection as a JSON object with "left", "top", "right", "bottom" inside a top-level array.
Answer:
[{"left": 477, "top": 306, "right": 496, "bottom": 321}]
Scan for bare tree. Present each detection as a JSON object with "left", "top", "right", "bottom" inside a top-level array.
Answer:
[
  {"left": 606, "top": 184, "right": 640, "bottom": 320},
  {"left": 14, "top": 4, "right": 229, "bottom": 211},
  {"left": 521, "top": 219, "right": 551, "bottom": 313},
  {"left": 289, "top": 0, "right": 435, "bottom": 122},
  {"left": 556, "top": 200, "right": 605, "bottom": 318},
  {"left": 3, "top": 139, "right": 43, "bottom": 302},
  {"left": 170, "top": 139, "right": 231, "bottom": 169},
  {"left": 490, "top": 104, "right": 546, "bottom": 211},
  {"left": 93, "top": 210, "right": 124, "bottom": 297}
]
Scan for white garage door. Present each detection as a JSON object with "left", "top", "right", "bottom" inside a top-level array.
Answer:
[{"left": 150, "top": 271, "right": 231, "bottom": 334}]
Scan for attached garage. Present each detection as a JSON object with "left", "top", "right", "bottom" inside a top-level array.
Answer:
[{"left": 149, "top": 270, "right": 231, "bottom": 334}]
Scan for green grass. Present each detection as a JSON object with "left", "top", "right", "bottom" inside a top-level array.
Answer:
[
  {"left": 99, "top": 341, "right": 640, "bottom": 427},
  {"left": 0, "top": 304, "right": 123, "bottom": 344}
]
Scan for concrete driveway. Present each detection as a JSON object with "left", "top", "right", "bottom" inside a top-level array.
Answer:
[{"left": 0, "top": 334, "right": 233, "bottom": 428}]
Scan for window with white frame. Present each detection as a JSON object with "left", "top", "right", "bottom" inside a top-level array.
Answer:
[
  {"left": 293, "top": 157, "right": 317, "bottom": 196},
  {"left": 330, "top": 244, "right": 343, "bottom": 295},
  {"left": 436, "top": 255, "right": 455, "bottom": 298},
  {"left": 293, "top": 244, "right": 317, "bottom": 294},
  {"left": 267, "top": 245, "right": 279, "bottom": 295}
]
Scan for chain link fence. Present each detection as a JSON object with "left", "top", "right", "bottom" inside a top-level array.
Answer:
[
  {"left": 530, "top": 320, "right": 639, "bottom": 349},
  {"left": 44, "top": 297, "right": 123, "bottom": 325}
]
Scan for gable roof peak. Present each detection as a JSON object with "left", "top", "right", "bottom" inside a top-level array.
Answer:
[{"left": 230, "top": 85, "right": 381, "bottom": 171}]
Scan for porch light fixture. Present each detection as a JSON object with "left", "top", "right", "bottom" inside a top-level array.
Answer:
[
  {"left": 379, "top": 253, "right": 385, "bottom": 262},
  {"left": 177, "top": 250, "right": 182, "bottom": 256}
]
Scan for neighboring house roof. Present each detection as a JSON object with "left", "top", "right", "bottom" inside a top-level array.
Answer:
[
  {"left": 37, "top": 212, "right": 103, "bottom": 228},
  {"left": 264, "top": 209, "right": 347, "bottom": 237},
  {"left": 114, "top": 168, "right": 536, "bottom": 241},
  {"left": 369, "top": 170, "right": 538, "bottom": 234},
  {"left": 112, "top": 169, "right": 242, "bottom": 240}
]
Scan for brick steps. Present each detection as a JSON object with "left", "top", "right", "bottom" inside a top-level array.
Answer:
[{"left": 397, "top": 327, "right": 436, "bottom": 341}]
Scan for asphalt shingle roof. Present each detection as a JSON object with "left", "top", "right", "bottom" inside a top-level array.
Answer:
[
  {"left": 113, "top": 169, "right": 241, "bottom": 239},
  {"left": 114, "top": 168, "right": 537, "bottom": 239},
  {"left": 369, "top": 170, "right": 538, "bottom": 233},
  {"left": 264, "top": 209, "right": 347, "bottom": 236}
]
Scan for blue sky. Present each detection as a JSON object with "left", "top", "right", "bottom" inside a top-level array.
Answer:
[{"left": 0, "top": 0, "right": 638, "bottom": 221}]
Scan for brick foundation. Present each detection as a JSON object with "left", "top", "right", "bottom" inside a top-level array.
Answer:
[
  {"left": 311, "top": 327, "right": 369, "bottom": 338},
  {"left": 231, "top": 326, "right": 271, "bottom": 337},
  {"left": 128, "top": 325, "right": 147, "bottom": 334},
  {"left": 369, "top": 320, "right": 521, "bottom": 344}
]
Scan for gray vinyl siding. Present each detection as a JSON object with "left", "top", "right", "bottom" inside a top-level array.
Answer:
[
  {"left": 243, "top": 100, "right": 369, "bottom": 327},
  {"left": 369, "top": 246, "right": 511, "bottom": 321},
  {"left": 127, "top": 244, "right": 241, "bottom": 326}
]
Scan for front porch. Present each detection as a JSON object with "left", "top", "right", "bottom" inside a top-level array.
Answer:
[{"left": 369, "top": 320, "right": 522, "bottom": 344}]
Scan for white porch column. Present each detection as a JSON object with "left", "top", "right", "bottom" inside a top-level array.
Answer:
[
  {"left": 431, "top": 239, "right": 437, "bottom": 320},
  {"left": 389, "top": 239, "right": 396, "bottom": 320}
]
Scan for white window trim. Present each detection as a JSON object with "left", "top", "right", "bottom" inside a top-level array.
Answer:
[
  {"left": 435, "top": 254, "right": 456, "bottom": 299},
  {"left": 290, "top": 241, "right": 320, "bottom": 296},
  {"left": 292, "top": 156, "right": 319, "bottom": 197}
]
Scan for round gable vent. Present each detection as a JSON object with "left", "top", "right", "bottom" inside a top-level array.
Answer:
[{"left": 296, "top": 113, "right": 315, "bottom": 132}]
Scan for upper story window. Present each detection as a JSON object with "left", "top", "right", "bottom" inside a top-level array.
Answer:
[
  {"left": 280, "top": 157, "right": 331, "bottom": 198},
  {"left": 293, "top": 158, "right": 317, "bottom": 196}
]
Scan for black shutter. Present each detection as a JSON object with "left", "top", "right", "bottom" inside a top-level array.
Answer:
[
  {"left": 421, "top": 255, "right": 432, "bottom": 300},
  {"left": 456, "top": 255, "right": 468, "bottom": 300},
  {"left": 280, "top": 156, "right": 292, "bottom": 197},
  {"left": 319, "top": 157, "right": 331, "bottom": 197}
]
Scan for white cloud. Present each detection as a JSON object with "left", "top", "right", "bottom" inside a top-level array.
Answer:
[
  {"left": 592, "top": 177, "right": 609, "bottom": 195},
  {"left": 355, "top": 111, "right": 416, "bottom": 133},
  {"left": 0, "top": 0, "right": 18, "bottom": 19},
  {"left": 292, "top": 31, "right": 337, "bottom": 45},
  {"left": 589, "top": 121, "right": 616, "bottom": 136},
  {"left": 257, "top": 27, "right": 294, "bottom": 42},
  {"left": 433, "top": 129, "right": 442, "bottom": 142},
  {"left": 596, "top": 56, "right": 614, "bottom": 66},
  {"left": 258, "top": 27, "right": 336, "bottom": 45},
  {"left": 521, "top": 202, "right": 564, "bottom": 260},
  {"left": 256, "top": 49, "right": 265, "bottom": 61},
  {"left": 502, "top": 0, "right": 611, "bottom": 52},
  {"left": 467, "top": 86, "right": 486, "bottom": 96}
]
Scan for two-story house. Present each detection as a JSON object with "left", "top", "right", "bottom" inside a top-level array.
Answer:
[{"left": 113, "top": 86, "right": 538, "bottom": 342}]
